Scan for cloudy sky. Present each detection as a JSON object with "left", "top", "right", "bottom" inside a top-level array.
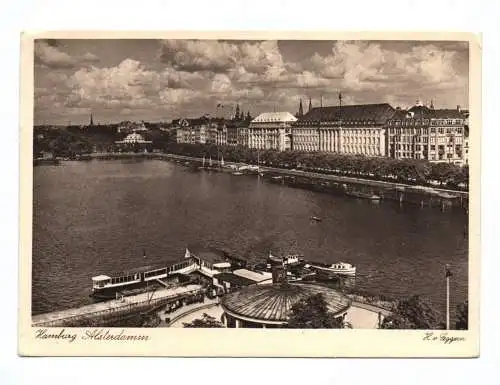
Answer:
[{"left": 34, "top": 39, "right": 469, "bottom": 125}]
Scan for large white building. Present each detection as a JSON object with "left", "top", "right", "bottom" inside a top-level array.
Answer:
[
  {"left": 248, "top": 112, "right": 297, "bottom": 151},
  {"left": 292, "top": 102, "right": 394, "bottom": 156}
]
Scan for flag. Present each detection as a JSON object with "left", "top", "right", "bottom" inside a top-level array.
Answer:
[{"left": 445, "top": 264, "right": 453, "bottom": 278}]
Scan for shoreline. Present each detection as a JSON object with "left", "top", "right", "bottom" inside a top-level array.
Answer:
[{"left": 39, "top": 151, "right": 468, "bottom": 211}]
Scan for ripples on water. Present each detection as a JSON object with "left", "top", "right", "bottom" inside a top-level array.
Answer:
[{"left": 32, "top": 160, "right": 468, "bottom": 321}]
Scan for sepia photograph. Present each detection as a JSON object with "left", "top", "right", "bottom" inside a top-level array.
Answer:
[{"left": 19, "top": 32, "right": 480, "bottom": 357}]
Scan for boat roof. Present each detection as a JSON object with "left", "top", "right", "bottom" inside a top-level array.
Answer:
[
  {"left": 92, "top": 275, "right": 111, "bottom": 281},
  {"left": 103, "top": 259, "right": 192, "bottom": 278},
  {"left": 213, "top": 262, "right": 231, "bottom": 268}
]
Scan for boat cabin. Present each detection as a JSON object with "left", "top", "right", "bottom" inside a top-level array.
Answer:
[{"left": 92, "top": 275, "right": 112, "bottom": 289}]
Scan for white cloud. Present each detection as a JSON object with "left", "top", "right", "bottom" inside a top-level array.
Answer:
[
  {"left": 34, "top": 39, "right": 469, "bottom": 124},
  {"left": 35, "top": 40, "right": 99, "bottom": 69}
]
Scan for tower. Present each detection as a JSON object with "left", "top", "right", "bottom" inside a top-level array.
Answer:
[
  {"left": 269, "top": 254, "right": 287, "bottom": 286},
  {"left": 308, "top": 98, "right": 312, "bottom": 113},
  {"left": 298, "top": 99, "right": 304, "bottom": 117},
  {"left": 90, "top": 112, "right": 94, "bottom": 126},
  {"left": 235, "top": 104, "right": 240, "bottom": 120}
]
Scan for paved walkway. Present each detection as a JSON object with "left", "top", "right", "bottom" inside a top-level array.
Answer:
[
  {"left": 158, "top": 298, "right": 219, "bottom": 327},
  {"left": 32, "top": 284, "right": 202, "bottom": 326}
]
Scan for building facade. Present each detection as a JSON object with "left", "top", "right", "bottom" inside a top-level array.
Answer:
[
  {"left": 115, "top": 132, "right": 152, "bottom": 151},
  {"left": 175, "top": 117, "right": 211, "bottom": 144},
  {"left": 386, "top": 101, "right": 466, "bottom": 164},
  {"left": 226, "top": 124, "right": 239, "bottom": 146},
  {"left": 248, "top": 112, "right": 297, "bottom": 152},
  {"left": 292, "top": 103, "right": 394, "bottom": 156},
  {"left": 237, "top": 126, "right": 249, "bottom": 147},
  {"left": 290, "top": 126, "right": 319, "bottom": 152}
]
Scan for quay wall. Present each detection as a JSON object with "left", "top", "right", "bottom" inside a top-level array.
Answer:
[
  {"left": 32, "top": 286, "right": 204, "bottom": 327},
  {"left": 162, "top": 152, "right": 469, "bottom": 210},
  {"left": 51, "top": 152, "right": 468, "bottom": 211}
]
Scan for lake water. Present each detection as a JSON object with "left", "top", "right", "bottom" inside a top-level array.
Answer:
[{"left": 32, "top": 159, "right": 468, "bottom": 321}]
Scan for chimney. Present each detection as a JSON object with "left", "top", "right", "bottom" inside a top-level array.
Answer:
[
  {"left": 269, "top": 253, "right": 287, "bottom": 285},
  {"left": 457, "top": 105, "right": 461, "bottom": 112}
]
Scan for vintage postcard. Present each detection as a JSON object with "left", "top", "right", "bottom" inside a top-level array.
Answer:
[{"left": 19, "top": 31, "right": 481, "bottom": 357}]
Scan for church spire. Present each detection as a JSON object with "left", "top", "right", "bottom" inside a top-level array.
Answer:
[
  {"left": 298, "top": 99, "right": 304, "bottom": 117},
  {"left": 90, "top": 111, "right": 94, "bottom": 126},
  {"left": 308, "top": 97, "right": 312, "bottom": 113}
]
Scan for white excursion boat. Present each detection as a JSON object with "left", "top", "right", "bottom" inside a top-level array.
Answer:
[{"left": 308, "top": 262, "right": 356, "bottom": 276}]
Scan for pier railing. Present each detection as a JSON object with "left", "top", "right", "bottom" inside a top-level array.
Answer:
[{"left": 33, "top": 288, "right": 205, "bottom": 327}]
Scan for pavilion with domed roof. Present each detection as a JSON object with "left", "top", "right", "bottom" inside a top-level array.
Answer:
[
  {"left": 220, "top": 256, "right": 352, "bottom": 328},
  {"left": 115, "top": 132, "right": 152, "bottom": 152}
]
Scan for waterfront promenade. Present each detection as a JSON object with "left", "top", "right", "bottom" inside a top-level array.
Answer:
[
  {"left": 32, "top": 284, "right": 202, "bottom": 327},
  {"left": 84, "top": 151, "right": 468, "bottom": 199}
]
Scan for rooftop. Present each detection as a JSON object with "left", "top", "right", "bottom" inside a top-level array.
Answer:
[
  {"left": 233, "top": 269, "right": 272, "bottom": 283},
  {"left": 188, "top": 247, "right": 228, "bottom": 264},
  {"left": 390, "top": 106, "right": 466, "bottom": 121},
  {"left": 251, "top": 112, "right": 298, "bottom": 124},
  {"left": 297, "top": 103, "right": 395, "bottom": 124},
  {"left": 221, "top": 282, "right": 351, "bottom": 323},
  {"left": 213, "top": 272, "right": 256, "bottom": 286}
]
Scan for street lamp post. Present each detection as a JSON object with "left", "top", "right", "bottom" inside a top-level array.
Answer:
[{"left": 445, "top": 264, "right": 452, "bottom": 329}]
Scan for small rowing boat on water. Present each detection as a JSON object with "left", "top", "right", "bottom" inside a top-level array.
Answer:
[
  {"left": 310, "top": 216, "right": 322, "bottom": 222},
  {"left": 345, "top": 190, "right": 381, "bottom": 201}
]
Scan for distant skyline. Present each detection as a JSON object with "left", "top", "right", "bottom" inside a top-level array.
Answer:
[{"left": 34, "top": 39, "right": 469, "bottom": 125}]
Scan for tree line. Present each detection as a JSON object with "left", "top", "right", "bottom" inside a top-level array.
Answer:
[
  {"left": 34, "top": 126, "right": 175, "bottom": 158},
  {"left": 165, "top": 142, "right": 469, "bottom": 191},
  {"left": 33, "top": 127, "right": 468, "bottom": 190}
]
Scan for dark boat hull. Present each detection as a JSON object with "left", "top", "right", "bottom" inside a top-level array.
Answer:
[{"left": 90, "top": 281, "right": 163, "bottom": 301}]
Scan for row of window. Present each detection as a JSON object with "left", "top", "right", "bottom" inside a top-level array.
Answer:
[
  {"left": 394, "top": 152, "right": 460, "bottom": 161},
  {"left": 343, "top": 137, "right": 380, "bottom": 145},
  {"left": 318, "top": 129, "right": 380, "bottom": 135},
  {"left": 389, "top": 119, "right": 462, "bottom": 126},
  {"left": 389, "top": 127, "right": 464, "bottom": 135},
  {"left": 391, "top": 144, "right": 462, "bottom": 152}
]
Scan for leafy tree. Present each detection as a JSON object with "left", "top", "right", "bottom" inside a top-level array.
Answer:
[
  {"left": 182, "top": 313, "right": 224, "bottom": 328},
  {"left": 455, "top": 300, "right": 468, "bottom": 330},
  {"left": 380, "top": 295, "right": 442, "bottom": 329},
  {"left": 287, "top": 293, "right": 344, "bottom": 329}
]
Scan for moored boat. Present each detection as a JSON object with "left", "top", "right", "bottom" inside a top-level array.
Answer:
[
  {"left": 91, "top": 259, "right": 196, "bottom": 300},
  {"left": 345, "top": 190, "right": 381, "bottom": 201},
  {"left": 307, "top": 261, "right": 356, "bottom": 276}
]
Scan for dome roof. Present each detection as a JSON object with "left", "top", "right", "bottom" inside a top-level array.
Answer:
[
  {"left": 221, "top": 283, "right": 351, "bottom": 323},
  {"left": 251, "top": 112, "right": 298, "bottom": 123}
]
